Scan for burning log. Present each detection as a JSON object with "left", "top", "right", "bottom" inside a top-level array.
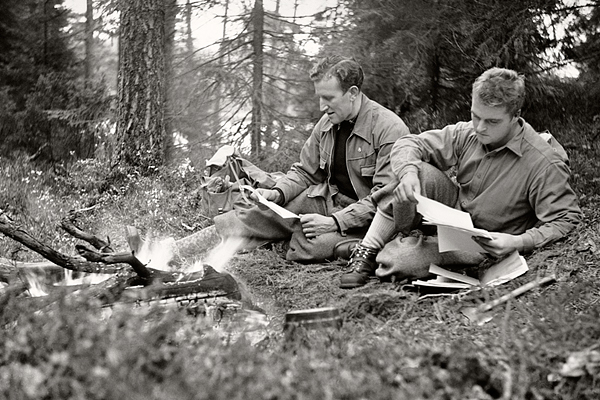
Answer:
[
  {"left": 75, "top": 244, "right": 152, "bottom": 278},
  {"left": 0, "top": 211, "right": 241, "bottom": 307}
]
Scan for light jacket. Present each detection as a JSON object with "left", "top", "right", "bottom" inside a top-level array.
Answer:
[{"left": 274, "top": 93, "right": 410, "bottom": 232}]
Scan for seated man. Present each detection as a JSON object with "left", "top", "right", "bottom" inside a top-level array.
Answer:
[
  {"left": 214, "top": 55, "right": 410, "bottom": 262},
  {"left": 340, "top": 67, "right": 583, "bottom": 288}
]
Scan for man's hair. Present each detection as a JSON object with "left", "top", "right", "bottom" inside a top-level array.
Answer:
[
  {"left": 309, "top": 55, "right": 364, "bottom": 93},
  {"left": 472, "top": 67, "right": 525, "bottom": 116}
]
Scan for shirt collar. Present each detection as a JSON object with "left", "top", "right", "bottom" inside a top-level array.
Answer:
[
  {"left": 319, "top": 93, "right": 372, "bottom": 143},
  {"left": 487, "top": 118, "right": 525, "bottom": 157}
]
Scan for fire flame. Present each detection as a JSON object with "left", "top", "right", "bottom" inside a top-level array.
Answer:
[
  {"left": 23, "top": 271, "right": 48, "bottom": 297},
  {"left": 135, "top": 236, "right": 177, "bottom": 271},
  {"left": 191, "top": 236, "right": 246, "bottom": 273}
]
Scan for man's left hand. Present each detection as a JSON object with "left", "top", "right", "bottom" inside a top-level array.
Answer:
[
  {"left": 299, "top": 214, "right": 338, "bottom": 239},
  {"left": 472, "top": 232, "right": 524, "bottom": 258}
]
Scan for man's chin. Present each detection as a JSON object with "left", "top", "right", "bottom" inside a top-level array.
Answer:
[{"left": 327, "top": 115, "right": 340, "bottom": 124}]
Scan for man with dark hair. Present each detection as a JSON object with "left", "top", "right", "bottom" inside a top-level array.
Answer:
[
  {"left": 214, "top": 55, "right": 410, "bottom": 262},
  {"left": 340, "top": 67, "right": 583, "bottom": 288}
]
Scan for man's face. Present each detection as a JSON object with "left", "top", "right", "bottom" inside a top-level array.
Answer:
[
  {"left": 471, "top": 96, "right": 519, "bottom": 150},
  {"left": 314, "top": 76, "right": 355, "bottom": 125}
]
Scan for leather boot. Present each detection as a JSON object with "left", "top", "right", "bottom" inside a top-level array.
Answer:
[{"left": 339, "top": 244, "right": 379, "bottom": 289}]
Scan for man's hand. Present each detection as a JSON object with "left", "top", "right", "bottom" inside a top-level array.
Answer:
[
  {"left": 249, "top": 188, "right": 281, "bottom": 203},
  {"left": 299, "top": 214, "right": 338, "bottom": 239},
  {"left": 393, "top": 171, "right": 421, "bottom": 203},
  {"left": 472, "top": 232, "right": 523, "bottom": 258}
]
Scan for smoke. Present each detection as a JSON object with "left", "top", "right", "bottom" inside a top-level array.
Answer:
[
  {"left": 135, "top": 235, "right": 177, "bottom": 271},
  {"left": 199, "top": 236, "right": 247, "bottom": 273}
]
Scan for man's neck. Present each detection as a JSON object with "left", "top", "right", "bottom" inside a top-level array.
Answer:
[{"left": 347, "top": 94, "right": 362, "bottom": 123}]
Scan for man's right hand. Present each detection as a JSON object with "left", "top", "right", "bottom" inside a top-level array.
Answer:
[
  {"left": 393, "top": 171, "right": 421, "bottom": 203},
  {"left": 250, "top": 188, "right": 281, "bottom": 204}
]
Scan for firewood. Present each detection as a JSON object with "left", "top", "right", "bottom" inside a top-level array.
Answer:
[{"left": 0, "top": 212, "right": 242, "bottom": 308}]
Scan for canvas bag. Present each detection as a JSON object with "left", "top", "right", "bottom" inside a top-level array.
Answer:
[{"left": 200, "top": 145, "right": 283, "bottom": 217}]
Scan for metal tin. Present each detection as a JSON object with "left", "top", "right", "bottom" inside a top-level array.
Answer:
[{"left": 283, "top": 306, "right": 342, "bottom": 332}]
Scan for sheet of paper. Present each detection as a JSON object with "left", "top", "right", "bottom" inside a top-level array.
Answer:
[
  {"left": 429, "top": 263, "right": 480, "bottom": 286},
  {"left": 480, "top": 250, "right": 528, "bottom": 287},
  {"left": 240, "top": 185, "right": 299, "bottom": 219},
  {"left": 412, "top": 276, "right": 472, "bottom": 289},
  {"left": 415, "top": 193, "right": 474, "bottom": 230},
  {"left": 436, "top": 225, "right": 487, "bottom": 253},
  {"left": 413, "top": 252, "right": 529, "bottom": 290},
  {"left": 415, "top": 193, "right": 491, "bottom": 252}
]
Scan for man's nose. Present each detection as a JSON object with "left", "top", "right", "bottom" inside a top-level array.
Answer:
[{"left": 320, "top": 99, "right": 329, "bottom": 112}]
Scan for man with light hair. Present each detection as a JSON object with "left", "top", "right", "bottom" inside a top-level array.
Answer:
[
  {"left": 340, "top": 67, "right": 583, "bottom": 289},
  {"left": 214, "top": 55, "right": 410, "bottom": 262}
]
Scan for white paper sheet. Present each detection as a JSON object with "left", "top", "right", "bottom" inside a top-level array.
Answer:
[
  {"left": 240, "top": 185, "right": 299, "bottom": 219},
  {"left": 413, "top": 251, "right": 529, "bottom": 290},
  {"left": 414, "top": 193, "right": 491, "bottom": 252}
]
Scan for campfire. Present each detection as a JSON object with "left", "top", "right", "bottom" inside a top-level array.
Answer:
[{"left": 0, "top": 209, "right": 246, "bottom": 311}]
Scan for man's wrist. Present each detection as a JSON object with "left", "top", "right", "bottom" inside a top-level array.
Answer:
[
  {"left": 331, "top": 215, "right": 342, "bottom": 233},
  {"left": 273, "top": 188, "right": 285, "bottom": 205},
  {"left": 398, "top": 165, "right": 420, "bottom": 181},
  {"left": 514, "top": 235, "right": 525, "bottom": 253}
]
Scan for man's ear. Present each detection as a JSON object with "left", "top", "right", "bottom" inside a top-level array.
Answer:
[
  {"left": 514, "top": 109, "right": 521, "bottom": 119},
  {"left": 348, "top": 86, "right": 359, "bottom": 101}
]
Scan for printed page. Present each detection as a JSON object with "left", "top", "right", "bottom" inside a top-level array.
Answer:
[
  {"left": 429, "top": 264, "right": 480, "bottom": 286},
  {"left": 412, "top": 276, "right": 473, "bottom": 289},
  {"left": 480, "top": 250, "right": 529, "bottom": 287},
  {"left": 415, "top": 193, "right": 492, "bottom": 252},
  {"left": 436, "top": 225, "right": 487, "bottom": 253},
  {"left": 415, "top": 193, "right": 475, "bottom": 230},
  {"left": 240, "top": 185, "right": 300, "bottom": 219}
]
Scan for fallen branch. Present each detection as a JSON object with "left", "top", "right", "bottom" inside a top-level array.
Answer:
[
  {"left": 0, "top": 214, "right": 123, "bottom": 274},
  {"left": 61, "top": 211, "right": 114, "bottom": 252},
  {"left": 75, "top": 244, "right": 151, "bottom": 278}
]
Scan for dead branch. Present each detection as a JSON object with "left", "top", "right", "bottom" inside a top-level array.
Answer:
[
  {"left": 75, "top": 244, "right": 151, "bottom": 278},
  {"left": 61, "top": 213, "right": 114, "bottom": 252},
  {"left": 0, "top": 214, "right": 123, "bottom": 274}
]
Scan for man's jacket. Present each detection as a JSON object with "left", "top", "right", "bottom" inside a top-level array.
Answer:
[{"left": 274, "top": 93, "right": 410, "bottom": 232}]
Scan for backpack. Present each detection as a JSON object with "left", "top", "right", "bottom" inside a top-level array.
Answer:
[{"left": 200, "top": 146, "right": 284, "bottom": 218}]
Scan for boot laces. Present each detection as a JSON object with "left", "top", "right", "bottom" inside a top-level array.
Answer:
[{"left": 348, "top": 245, "right": 378, "bottom": 272}]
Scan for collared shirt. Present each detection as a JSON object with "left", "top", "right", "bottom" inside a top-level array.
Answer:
[
  {"left": 274, "top": 93, "right": 410, "bottom": 232},
  {"left": 390, "top": 119, "right": 582, "bottom": 251}
]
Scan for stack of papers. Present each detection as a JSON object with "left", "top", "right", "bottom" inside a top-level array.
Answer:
[
  {"left": 413, "top": 250, "right": 528, "bottom": 289},
  {"left": 414, "top": 193, "right": 491, "bottom": 253}
]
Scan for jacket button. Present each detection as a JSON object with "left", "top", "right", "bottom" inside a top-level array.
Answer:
[{"left": 358, "top": 147, "right": 362, "bottom": 152}]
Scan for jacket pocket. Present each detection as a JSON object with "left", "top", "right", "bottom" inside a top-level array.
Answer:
[{"left": 360, "top": 165, "right": 376, "bottom": 177}]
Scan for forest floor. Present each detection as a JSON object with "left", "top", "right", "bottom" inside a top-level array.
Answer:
[{"left": 0, "top": 124, "right": 599, "bottom": 399}]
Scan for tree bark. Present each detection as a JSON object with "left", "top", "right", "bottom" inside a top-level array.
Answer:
[
  {"left": 251, "top": 0, "right": 264, "bottom": 157},
  {"left": 84, "top": 0, "right": 94, "bottom": 82},
  {"left": 163, "top": 0, "right": 178, "bottom": 164},
  {"left": 115, "top": 0, "right": 167, "bottom": 173}
]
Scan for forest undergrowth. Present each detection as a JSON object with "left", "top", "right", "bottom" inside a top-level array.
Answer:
[{"left": 0, "top": 119, "right": 599, "bottom": 399}]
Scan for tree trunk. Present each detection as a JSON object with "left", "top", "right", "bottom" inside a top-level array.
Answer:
[
  {"left": 115, "top": 0, "right": 167, "bottom": 173},
  {"left": 212, "top": 0, "right": 230, "bottom": 148},
  {"left": 84, "top": 0, "right": 94, "bottom": 82},
  {"left": 163, "top": 0, "right": 178, "bottom": 165},
  {"left": 251, "top": 0, "right": 264, "bottom": 157}
]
